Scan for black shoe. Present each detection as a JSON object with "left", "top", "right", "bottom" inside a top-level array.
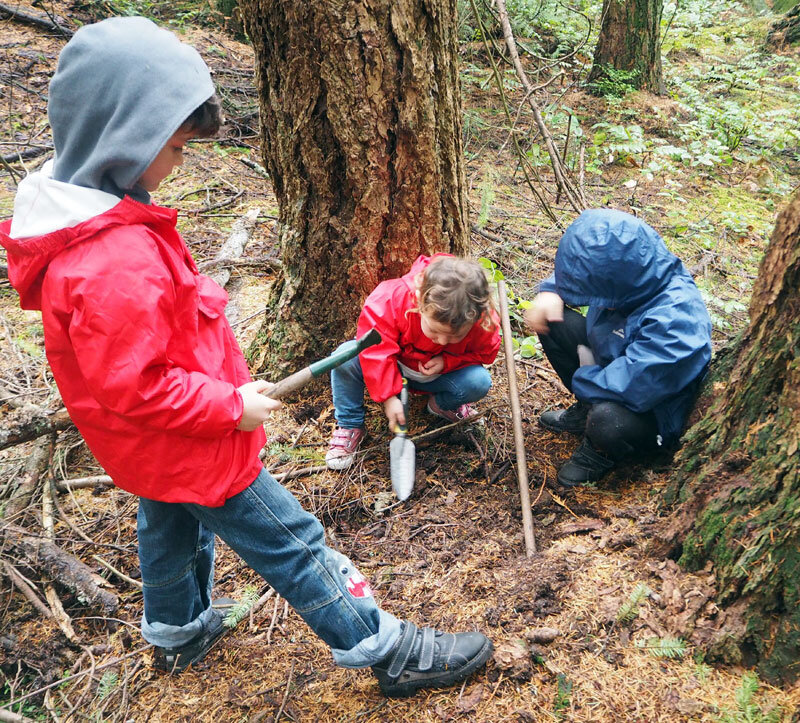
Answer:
[
  {"left": 557, "top": 439, "right": 615, "bottom": 487},
  {"left": 153, "top": 610, "right": 228, "bottom": 674},
  {"left": 372, "top": 621, "right": 493, "bottom": 697},
  {"left": 539, "top": 401, "right": 589, "bottom": 435}
]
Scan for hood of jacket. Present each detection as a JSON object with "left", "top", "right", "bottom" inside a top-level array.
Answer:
[
  {"left": 1, "top": 162, "right": 177, "bottom": 310},
  {"left": 554, "top": 209, "right": 685, "bottom": 310},
  {"left": 48, "top": 16, "right": 214, "bottom": 203}
]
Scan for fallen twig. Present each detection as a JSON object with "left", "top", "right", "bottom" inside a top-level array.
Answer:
[
  {"left": 92, "top": 555, "right": 143, "bottom": 591},
  {"left": 0, "top": 560, "right": 53, "bottom": 620}
]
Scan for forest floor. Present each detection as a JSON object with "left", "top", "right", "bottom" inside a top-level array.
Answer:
[{"left": 1, "top": 1, "right": 799, "bottom": 721}]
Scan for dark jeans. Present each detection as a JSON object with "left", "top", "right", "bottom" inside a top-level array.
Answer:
[
  {"left": 137, "top": 468, "right": 401, "bottom": 667},
  {"left": 539, "top": 308, "right": 659, "bottom": 461}
]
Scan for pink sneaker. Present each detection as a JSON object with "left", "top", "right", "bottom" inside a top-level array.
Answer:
[
  {"left": 426, "top": 397, "right": 480, "bottom": 423},
  {"left": 325, "top": 427, "right": 366, "bottom": 470}
]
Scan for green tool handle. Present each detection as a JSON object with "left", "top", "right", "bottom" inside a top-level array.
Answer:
[{"left": 266, "top": 328, "right": 381, "bottom": 400}]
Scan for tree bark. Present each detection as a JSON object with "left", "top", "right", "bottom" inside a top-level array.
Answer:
[
  {"left": 588, "top": 0, "right": 665, "bottom": 95},
  {"left": 659, "top": 190, "right": 800, "bottom": 684},
  {"left": 239, "top": 0, "right": 469, "bottom": 375}
]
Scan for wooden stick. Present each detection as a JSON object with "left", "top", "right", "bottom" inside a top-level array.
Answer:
[
  {"left": 497, "top": 280, "right": 537, "bottom": 556},
  {"left": 1, "top": 560, "right": 53, "bottom": 620}
]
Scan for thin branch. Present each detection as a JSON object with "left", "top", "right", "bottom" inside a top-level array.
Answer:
[{"left": 493, "top": 0, "right": 587, "bottom": 213}]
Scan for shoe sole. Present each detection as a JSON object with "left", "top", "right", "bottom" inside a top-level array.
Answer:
[
  {"left": 155, "top": 622, "right": 230, "bottom": 674},
  {"left": 326, "top": 454, "right": 355, "bottom": 471},
  {"left": 377, "top": 638, "right": 494, "bottom": 698},
  {"left": 538, "top": 418, "right": 585, "bottom": 436}
]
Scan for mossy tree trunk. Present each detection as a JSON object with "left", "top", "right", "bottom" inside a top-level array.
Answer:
[
  {"left": 767, "top": 5, "right": 800, "bottom": 47},
  {"left": 660, "top": 190, "right": 800, "bottom": 684},
  {"left": 588, "top": 0, "right": 665, "bottom": 94},
  {"left": 239, "top": 0, "right": 469, "bottom": 376}
]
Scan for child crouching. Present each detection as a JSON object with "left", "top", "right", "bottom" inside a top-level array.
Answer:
[{"left": 326, "top": 254, "right": 500, "bottom": 470}]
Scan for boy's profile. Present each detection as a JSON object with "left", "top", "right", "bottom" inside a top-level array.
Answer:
[{"left": 0, "top": 17, "right": 492, "bottom": 697}]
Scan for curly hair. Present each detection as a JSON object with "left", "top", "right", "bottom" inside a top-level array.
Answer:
[{"left": 414, "top": 256, "right": 496, "bottom": 332}]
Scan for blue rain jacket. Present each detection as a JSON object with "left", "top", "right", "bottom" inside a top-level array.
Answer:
[{"left": 540, "top": 209, "right": 712, "bottom": 445}]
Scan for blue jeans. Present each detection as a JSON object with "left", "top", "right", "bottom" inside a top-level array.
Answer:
[
  {"left": 331, "top": 354, "right": 492, "bottom": 428},
  {"left": 137, "top": 468, "right": 402, "bottom": 667}
]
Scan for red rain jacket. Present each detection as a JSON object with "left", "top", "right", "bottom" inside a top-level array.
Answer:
[
  {"left": 0, "top": 198, "right": 264, "bottom": 506},
  {"left": 356, "top": 254, "right": 500, "bottom": 403}
]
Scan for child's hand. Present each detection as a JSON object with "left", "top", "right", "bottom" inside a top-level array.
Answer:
[
  {"left": 419, "top": 355, "right": 444, "bottom": 376},
  {"left": 236, "top": 380, "right": 282, "bottom": 431},
  {"left": 383, "top": 395, "right": 406, "bottom": 430},
  {"left": 523, "top": 292, "right": 564, "bottom": 334}
]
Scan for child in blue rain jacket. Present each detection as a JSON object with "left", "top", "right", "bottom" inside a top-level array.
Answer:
[{"left": 523, "top": 209, "right": 712, "bottom": 486}]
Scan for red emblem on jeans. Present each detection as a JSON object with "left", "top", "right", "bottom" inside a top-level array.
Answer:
[{"left": 346, "top": 571, "right": 373, "bottom": 598}]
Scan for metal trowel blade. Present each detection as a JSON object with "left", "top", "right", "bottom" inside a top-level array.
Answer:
[{"left": 389, "top": 435, "right": 416, "bottom": 501}]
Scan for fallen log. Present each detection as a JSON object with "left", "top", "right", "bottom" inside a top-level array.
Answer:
[
  {"left": 0, "top": 407, "right": 72, "bottom": 451},
  {"left": 0, "top": 2, "right": 73, "bottom": 36},
  {"left": 4, "top": 436, "right": 53, "bottom": 520},
  {"left": 0, "top": 521, "right": 118, "bottom": 615}
]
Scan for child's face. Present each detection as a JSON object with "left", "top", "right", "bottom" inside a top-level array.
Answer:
[
  {"left": 420, "top": 313, "right": 470, "bottom": 346},
  {"left": 139, "top": 129, "right": 195, "bottom": 192}
]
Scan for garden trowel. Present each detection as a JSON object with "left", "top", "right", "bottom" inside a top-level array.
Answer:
[{"left": 390, "top": 378, "right": 416, "bottom": 501}]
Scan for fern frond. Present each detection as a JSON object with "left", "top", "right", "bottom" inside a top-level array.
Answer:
[
  {"left": 97, "top": 670, "right": 118, "bottom": 700},
  {"left": 635, "top": 636, "right": 688, "bottom": 659},
  {"left": 223, "top": 585, "right": 260, "bottom": 629},
  {"left": 616, "top": 583, "right": 651, "bottom": 624}
]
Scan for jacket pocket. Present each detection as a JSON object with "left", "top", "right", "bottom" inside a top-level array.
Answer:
[{"left": 195, "top": 274, "right": 229, "bottom": 319}]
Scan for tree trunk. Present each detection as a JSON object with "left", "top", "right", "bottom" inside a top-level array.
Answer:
[
  {"left": 660, "top": 190, "right": 800, "bottom": 684},
  {"left": 239, "top": 0, "right": 469, "bottom": 375},
  {"left": 588, "top": 0, "right": 665, "bottom": 95}
]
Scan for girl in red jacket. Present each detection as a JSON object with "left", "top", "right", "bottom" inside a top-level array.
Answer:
[
  {"left": 0, "top": 18, "right": 492, "bottom": 697},
  {"left": 326, "top": 254, "right": 500, "bottom": 470}
]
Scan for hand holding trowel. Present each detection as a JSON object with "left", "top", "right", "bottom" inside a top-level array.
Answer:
[{"left": 390, "top": 377, "right": 416, "bottom": 501}]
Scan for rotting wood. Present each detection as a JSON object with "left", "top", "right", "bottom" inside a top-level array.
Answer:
[
  {"left": 207, "top": 207, "right": 261, "bottom": 289},
  {"left": 0, "top": 407, "right": 72, "bottom": 451},
  {"left": 3, "top": 435, "right": 52, "bottom": 520},
  {"left": 0, "top": 520, "right": 118, "bottom": 615},
  {"left": 0, "top": 2, "right": 73, "bottom": 37}
]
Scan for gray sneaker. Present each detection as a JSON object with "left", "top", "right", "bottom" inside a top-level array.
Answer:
[
  {"left": 539, "top": 401, "right": 589, "bottom": 435},
  {"left": 372, "top": 621, "right": 493, "bottom": 697}
]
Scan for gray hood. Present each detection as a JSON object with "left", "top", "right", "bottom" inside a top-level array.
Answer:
[{"left": 48, "top": 16, "right": 214, "bottom": 203}]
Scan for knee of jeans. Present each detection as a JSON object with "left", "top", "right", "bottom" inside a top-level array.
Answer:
[
  {"left": 327, "top": 550, "right": 373, "bottom": 597},
  {"left": 471, "top": 368, "right": 492, "bottom": 399},
  {"left": 586, "top": 402, "right": 633, "bottom": 457}
]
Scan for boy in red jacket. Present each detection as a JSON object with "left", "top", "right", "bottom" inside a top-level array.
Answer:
[{"left": 0, "top": 17, "right": 492, "bottom": 697}]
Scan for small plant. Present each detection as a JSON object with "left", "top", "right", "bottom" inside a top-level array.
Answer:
[
  {"left": 554, "top": 672, "right": 573, "bottom": 718},
  {"left": 97, "top": 670, "right": 118, "bottom": 700},
  {"left": 635, "top": 636, "right": 688, "bottom": 659},
  {"left": 588, "top": 65, "right": 640, "bottom": 99},
  {"left": 616, "top": 582, "right": 652, "bottom": 624},
  {"left": 223, "top": 585, "right": 260, "bottom": 628},
  {"left": 592, "top": 122, "right": 648, "bottom": 165},
  {"left": 717, "top": 671, "right": 783, "bottom": 723}
]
